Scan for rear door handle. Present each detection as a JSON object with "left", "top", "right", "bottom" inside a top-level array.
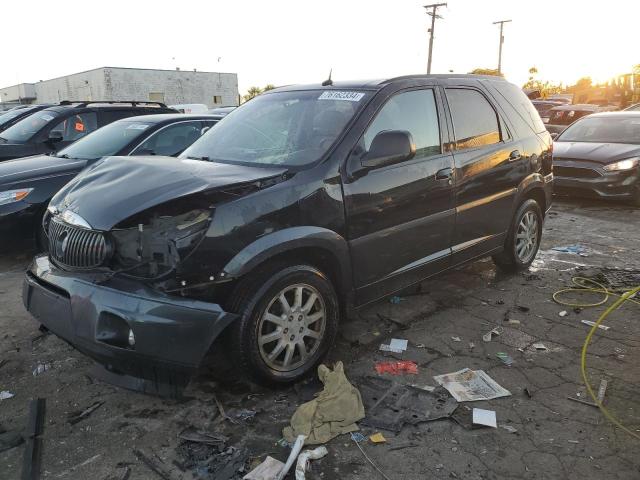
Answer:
[
  {"left": 435, "top": 167, "right": 453, "bottom": 182},
  {"left": 508, "top": 150, "right": 522, "bottom": 162}
]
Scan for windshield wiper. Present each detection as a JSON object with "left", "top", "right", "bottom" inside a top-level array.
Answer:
[{"left": 186, "top": 155, "right": 210, "bottom": 161}]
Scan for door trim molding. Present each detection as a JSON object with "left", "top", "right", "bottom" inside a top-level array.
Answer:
[{"left": 456, "top": 187, "right": 516, "bottom": 213}]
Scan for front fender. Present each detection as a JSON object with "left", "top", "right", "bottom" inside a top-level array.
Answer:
[{"left": 221, "top": 226, "right": 352, "bottom": 290}]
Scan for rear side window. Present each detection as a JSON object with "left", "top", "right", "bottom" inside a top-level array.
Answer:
[
  {"left": 132, "top": 121, "right": 204, "bottom": 156},
  {"left": 364, "top": 89, "right": 441, "bottom": 157},
  {"left": 446, "top": 89, "right": 501, "bottom": 150},
  {"left": 491, "top": 81, "right": 547, "bottom": 133},
  {"left": 50, "top": 112, "right": 98, "bottom": 142}
]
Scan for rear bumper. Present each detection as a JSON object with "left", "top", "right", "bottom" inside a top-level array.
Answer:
[
  {"left": 23, "top": 255, "right": 238, "bottom": 391},
  {"left": 554, "top": 166, "right": 639, "bottom": 200}
]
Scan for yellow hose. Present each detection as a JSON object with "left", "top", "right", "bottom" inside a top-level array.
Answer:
[{"left": 554, "top": 276, "right": 640, "bottom": 440}]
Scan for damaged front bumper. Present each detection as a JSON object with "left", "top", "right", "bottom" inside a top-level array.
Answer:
[{"left": 23, "top": 255, "right": 238, "bottom": 395}]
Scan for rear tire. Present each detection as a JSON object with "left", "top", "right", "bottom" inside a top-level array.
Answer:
[
  {"left": 225, "top": 263, "right": 339, "bottom": 385},
  {"left": 493, "top": 199, "right": 543, "bottom": 272}
]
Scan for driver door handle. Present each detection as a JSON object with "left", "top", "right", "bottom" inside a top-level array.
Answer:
[
  {"left": 435, "top": 167, "right": 453, "bottom": 183},
  {"left": 508, "top": 150, "right": 522, "bottom": 162}
]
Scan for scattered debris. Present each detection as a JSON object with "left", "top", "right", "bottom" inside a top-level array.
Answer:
[
  {"left": 67, "top": 401, "right": 104, "bottom": 425},
  {"left": 559, "top": 311, "right": 568, "bottom": 317},
  {"left": 473, "top": 408, "right": 497, "bottom": 428},
  {"left": 352, "top": 436, "right": 392, "bottom": 480},
  {"left": 276, "top": 438, "right": 292, "bottom": 448},
  {"left": 567, "top": 440, "right": 579, "bottom": 444},
  {"left": 434, "top": 368, "right": 511, "bottom": 402},
  {"left": 375, "top": 361, "right": 418, "bottom": 375},
  {"left": 0, "top": 359, "right": 8, "bottom": 371},
  {"left": 243, "top": 456, "right": 284, "bottom": 480},
  {"left": 496, "top": 352, "right": 514, "bottom": 366},
  {"left": 552, "top": 245, "right": 587, "bottom": 255},
  {"left": 388, "top": 442, "right": 419, "bottom": 451},
  {"left": 532, "top": 343, "right": 548, "bottom": 351},
  {"left": 275, "top": 434, "right": 306, "bottom": 480},
  {"left": 415, "top": 343, "right": 426, "bottom": 349},
  {"left": 0, "top": 430, "right": 23, "bottom": 453},
  {"left": 568, "top": 380, "right": 608, "bottom": 407},
  {"left": 0, "top": 391, "right": 14, "bottom": 401},
  {"left": 376, "top": 313, "right": 409, "bottom": 330},
  {"left": 228, "top": 408, "right": 258, "bottom": 422},
  {"left": 389, "top": 296, "right": 402, "bottom": 304},
  {"left": 54, "top": 453, "right": 101, "bottom": 478},
  {"left": 524, "top": 388, "right": 532, "bottom": 398},
  {"left": 177, "top": 426, "right": 228, "bottom": 446},
  {"left": 283, "top": 362, "right": 364, "bottom": 445},
  {"left": 410, "top": 384, "right": 435, "bottom": 392},
  {"left": 451, "top": 336, "right": 461, "bottom": 342},
  {"left": 369, "top": 433, "right": 386, "bottom": 443},
  {"left": 468, "top": 342, "right": 475, "bottom": 350},
  {"left": 349, "top": 432, "right": 366, "bottom": 443},
  {"left": 507, "top": 319, "right": 521, "bottom": 325},
  {"left": 483, "top": 326, "right": 503, "bottom": 342},
  {"left": 22, "top": 398, "right": 46, "bottom": 480},
  {"left": 581, "top": 320, "right": 610, "bottom": 331},
  {"left": 295, "top": 446, "right": 328, "bottom": 480},
  {"left": 500, "top": 425, "right": 518, "bottom": 434},
  {"left": 516, "top": 305, "right": 530, "bottom": 312},
  {"left": 379, "top": 338, "right": 408, "bottom": 353},
  {"left": 212, "top": 393, "right": 237, "bottom": 424},
  {"left": 359, "top": 376, "right": 457, "bottom": 432},
  {"left": 133, "top": 448, "right": 176, "bottom": 480},
  {"left": 32, "top": 363, "right": 50, "bottom": 377}
]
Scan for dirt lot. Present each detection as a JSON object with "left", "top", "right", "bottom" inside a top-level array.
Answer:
[{"left": 1, "top": 198, "right": 640, "bottom": 480}]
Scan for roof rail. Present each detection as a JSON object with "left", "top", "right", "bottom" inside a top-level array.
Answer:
[{"left": 58, "top": 100, "right": 168, "bottom": 108}]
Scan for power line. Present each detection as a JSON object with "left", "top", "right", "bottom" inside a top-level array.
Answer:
[
  {"left": 424, "top": 3, "right": 447, "bottom": 74},
  {"left": 493, "top": 19, "right": 512, "bottom": 74}
]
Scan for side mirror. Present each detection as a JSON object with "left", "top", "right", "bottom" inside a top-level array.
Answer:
[
  {"left": 48, "top": 130, "right": 64, "bottom": 144},
  {"left": 550, "top": 132, "right": 559, "bottom": 140},
  {"left": 361, "top": 130, "right": 416, "bottom": 169}
]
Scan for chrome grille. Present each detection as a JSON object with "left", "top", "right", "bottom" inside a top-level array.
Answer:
[{"left": 48, "top": 218, "right": 108, "bottom": 269}]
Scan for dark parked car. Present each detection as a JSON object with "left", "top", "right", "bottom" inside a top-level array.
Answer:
[
  {"left": 545, "top": 104, "right": 614, "bottom": 135},
  {"left": 24, "top": 75, "right": 553, "bottom": 393},
  {"left": 531, "top": 100, "right": 565, "bottom": 125},
  {"left": 0, "top": 104, "right": 52, "bottom": 133},
  {"left": 0, "top": 101, "right": 176, "bottom": 162},
  {"left": 553, "top": 112, "right": 640, "bottom": 205},
  {"left": 0, "top": 114, "right": 222, "bottom": 247}
]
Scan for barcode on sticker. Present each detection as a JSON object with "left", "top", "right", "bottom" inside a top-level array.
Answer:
[{"left": 318, "top": 91, "right": 365, "bottom": 102}]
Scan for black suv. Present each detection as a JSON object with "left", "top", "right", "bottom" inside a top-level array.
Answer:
[
  {"left": 0, "top": 114, "right": 223, "bottom": 247},
  {"left": 24, "top": 75, "right": 553, "bottom": 392},
  {"left": 0, "top": 101, "right": 176, "bottom": 161}
]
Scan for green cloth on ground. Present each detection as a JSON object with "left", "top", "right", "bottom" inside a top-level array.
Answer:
[{"left": 283, "top": 361, "right": 365, "bottom": 445}]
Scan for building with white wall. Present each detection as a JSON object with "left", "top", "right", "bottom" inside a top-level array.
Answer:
[{"left": 0, "top": 67, "right": 239, "bottom": 107}]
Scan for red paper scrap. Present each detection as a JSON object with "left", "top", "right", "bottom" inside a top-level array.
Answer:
[{"left": 375, "top": 361, "right": 418, "bottom": 375}]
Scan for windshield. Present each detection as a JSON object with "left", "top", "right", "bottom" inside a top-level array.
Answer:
[
  {"left": 557, "top": 116, "right": 640, "bottom": 144},
  {"left": 57, "top": 120, "right": 154, "bottom": 159},
  {"left": 0, "top": 106, "right": 37, "bottom": 127},
  {"left": 0, "top": 110, "right": 59, "bottom": 142},
  {"left": 182, "top": 90, "right": 370, "bottom": 167}
]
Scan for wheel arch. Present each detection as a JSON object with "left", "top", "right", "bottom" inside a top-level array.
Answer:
[
  {"left": 221, "top": 226, "right": 353, "bottom": 296},
  {"left": 515, "top": 173, "right": 548, "bottom": 216}
]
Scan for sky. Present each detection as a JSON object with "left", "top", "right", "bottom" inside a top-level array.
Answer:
[{"left": 1, "top": 0, "right": 638, "bottom": 95}]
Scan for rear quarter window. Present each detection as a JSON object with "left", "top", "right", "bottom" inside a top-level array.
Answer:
[{"left": 490, "top": 81, "right": 547, "bottom": 134}]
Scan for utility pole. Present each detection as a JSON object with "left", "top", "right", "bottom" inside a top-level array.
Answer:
[
  {"left": 424, "top": 3, "right": 447, "bottom": 74},
  {"left": 493, "top": 19, "right": 512, "bottom": 75}
]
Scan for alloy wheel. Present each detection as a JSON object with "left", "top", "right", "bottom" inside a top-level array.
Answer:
[
  {"left": 257, "top": 283, "right": 326, "bottom": 372},
  {"left": 515, "top": 210, "right": 539, "bottom": 263}
]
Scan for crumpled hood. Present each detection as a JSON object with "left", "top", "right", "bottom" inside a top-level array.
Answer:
[
  {"left": 0, "top": 154, "right": 86, "bottom": 189},
  {"left": 554, "top": 141, "right": 640, "bottom": 164},
  {"left": 51, "top": 155, "right": 288, "bottom": 230}
]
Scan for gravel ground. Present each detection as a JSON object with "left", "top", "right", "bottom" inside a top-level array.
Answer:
[{"left": 1, "top": 198, "right": 640, "bottom": 480}]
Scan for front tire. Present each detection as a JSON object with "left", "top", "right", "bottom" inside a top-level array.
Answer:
[
  {"left": 225, "top": 263, "right": 339, "bottom": 385},
  {"left": 493, "top": 199, "right": 543, "bottom": 272}
]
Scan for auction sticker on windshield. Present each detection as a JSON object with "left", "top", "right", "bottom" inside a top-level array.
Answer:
[{"left": 318, "top": 91, "right": 365, "bottom": 102}]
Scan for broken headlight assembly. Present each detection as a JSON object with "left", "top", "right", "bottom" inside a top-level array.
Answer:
[{"left": 110, "top": 199, "right": 214, "bottom": 280}]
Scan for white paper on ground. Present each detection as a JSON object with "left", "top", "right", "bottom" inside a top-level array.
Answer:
[
  {"left": 389, "top": 338, "right": 408, "bottom": 351},
  {"left": 473, "top": 408, "right": 497, "bottom": 428},
  {"left": 379, "top": 344, "right": 404, "bottom": 354},
  {"left": 243, "top": 456, "right": 285, "bottom": 480},
  {"left": 433, "top": 368, "right": 511, "bottom": 402}
]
